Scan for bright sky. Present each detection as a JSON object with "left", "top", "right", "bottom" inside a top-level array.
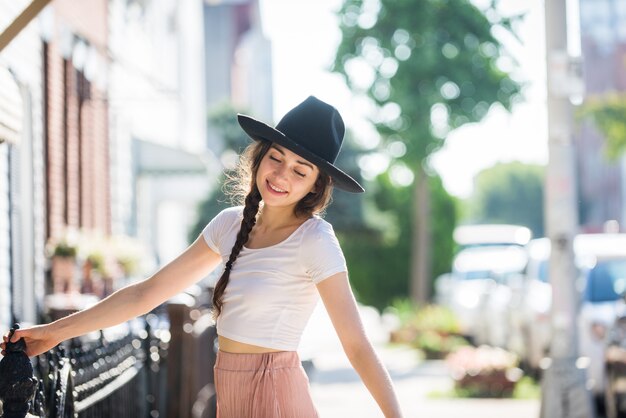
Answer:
[{"left": 259, "top": 0, "right": 553, "bottom": 198}]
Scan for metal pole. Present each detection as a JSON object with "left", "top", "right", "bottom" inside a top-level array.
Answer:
[{"left": 539, "top": 0, "right": 593, "bottom": 417}]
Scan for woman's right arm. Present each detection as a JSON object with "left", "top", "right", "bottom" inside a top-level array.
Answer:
[{"left": 1, "top": 235, "right": 222, "bottom": 357}]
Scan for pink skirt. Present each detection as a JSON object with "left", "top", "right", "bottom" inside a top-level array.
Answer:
[{"left": 214, "top": 350, "right": 319, "bottom": 418}]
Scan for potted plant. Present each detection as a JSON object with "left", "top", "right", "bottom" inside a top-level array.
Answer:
[
  {"left": 46, "top": 232, "right": 79, "bottom": 294},
  {"left": 110, "top": 234, "right": 146, "bottom": 279},
  {"left": 81, "top": 249, "right": 105, "bottom": 296}
]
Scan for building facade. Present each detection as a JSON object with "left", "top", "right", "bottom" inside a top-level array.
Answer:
[
  {"left": 204, "top": 0, "right": 273, "bottom": 154},
  {"left": 577, "top": 0, "right": 626, "bottom": 231},
  {"left": 108, "top": 0, "right": 218, "bottom": 267},
  {"left": 0, "top": 0, "right": 274, "bottom": 334},
  {"left": 0, "top": 0, "right": 46, "bottom": 332}
]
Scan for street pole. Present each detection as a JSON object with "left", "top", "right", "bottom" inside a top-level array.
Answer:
[{"left": 539, "top": 0, "right": 594, "bottom": 417}]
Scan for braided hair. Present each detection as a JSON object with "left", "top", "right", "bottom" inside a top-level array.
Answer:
[{"left": 211, "top": 140, "right": 333, "bottom": 318}]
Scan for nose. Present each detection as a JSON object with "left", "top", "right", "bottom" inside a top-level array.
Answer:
[{"left": 274, "top": 163, "right": 288, "bottom": 180}]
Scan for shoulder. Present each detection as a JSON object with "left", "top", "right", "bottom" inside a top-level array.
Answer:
[
  {"left": 216, "top": 206, "right": 244, "bottom": 223},
  {"left": 299, "top": 216, "right": 347, "bottom": 282},
  {"left": 201, "top": 206, "right": 243, "bottom": 252},
  {"left": 301, "top": 216, "right": 337, "bottom": 240},
  {"left": 299, "top": 216, "right": 342, "bottom": 252}
]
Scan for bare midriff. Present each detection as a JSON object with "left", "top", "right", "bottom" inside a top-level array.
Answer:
[{"left": 217, "top": 335, "right": 285, "bottom": 354}]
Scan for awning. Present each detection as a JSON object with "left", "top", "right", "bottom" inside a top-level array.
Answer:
[
  {"left": 133, "top": 138, "right": 215, "bottom": 176},
  {"left": 0, "top": 0, "right": 53, "bottom": 53},
  {"left": 0, "top": 66, "right": 22, "bottom": 145}
]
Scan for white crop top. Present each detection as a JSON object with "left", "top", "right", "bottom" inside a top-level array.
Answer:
[{"left": 202, "top": 206, "right": 348, "bottom": 351}]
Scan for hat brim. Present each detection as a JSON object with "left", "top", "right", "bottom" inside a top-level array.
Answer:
[{"left": 237, "top": 114, "right": 365, "bottom": 193}]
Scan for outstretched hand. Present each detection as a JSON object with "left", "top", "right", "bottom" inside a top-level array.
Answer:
[{"left": 1, "top": 325, "right": 60, "bottom": 358}]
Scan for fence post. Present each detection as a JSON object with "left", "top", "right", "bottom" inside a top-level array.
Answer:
[
  {"left": 167, "top": 299, "right": 194, "bottom": 418},
  {"left": 167, "top": 295, "right": 218, "bottom": 418},
  {"left": 0, "top": 324, "right": 37, "bottom": 418}
]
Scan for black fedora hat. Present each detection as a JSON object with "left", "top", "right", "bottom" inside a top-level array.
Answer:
[{"left": 237, "top": 96, "right": 364, "bottom": 193}]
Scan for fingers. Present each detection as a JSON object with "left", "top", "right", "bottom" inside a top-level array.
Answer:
[
  {"left": 2, "top": 328, "right": 43, "bottom": 357},
  {"left": 2, "top": 329, "right": 24, "bottom": 346},
  {"left": 9, "top": 329, "right": 25, "bottom": 343}
]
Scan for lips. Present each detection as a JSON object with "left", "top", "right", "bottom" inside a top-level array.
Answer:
[{"left": 266, "top": 180, "right": 288, "bottom": 195}]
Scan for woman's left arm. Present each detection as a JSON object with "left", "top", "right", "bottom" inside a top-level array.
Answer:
[{"left": 316, "top": 272, "right": 404, "bottom": 418}]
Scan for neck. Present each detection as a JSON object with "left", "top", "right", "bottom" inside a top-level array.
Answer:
[{"left": 256, "top": 205, "right": 306, "bottom": 229}]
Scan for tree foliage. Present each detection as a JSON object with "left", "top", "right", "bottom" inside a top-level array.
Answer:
[
  {"left": 333, "top": 0, "right": 522, "bottom": 165},
  {"left": 321, "top": 135, "right": 366, "bottom": 230},
  {"left": 578, "top": 93, "right": 626, "bottom": 160},
  {"left": 339, "top": 171, "right": 457, "bottom": 310},
  {"left": 466, "top": 161, "right": 545, "bottom": 238},
  {"left": 332, "top": 0, "right": 522, "bottom": 301}
]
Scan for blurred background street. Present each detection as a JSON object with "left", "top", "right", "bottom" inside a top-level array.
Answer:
[
  {"left": 304, "top": 304, "right": 541, "bottom": 418},
  {"left": 2, "top": 0, "right": 626, "bottom": 417}
]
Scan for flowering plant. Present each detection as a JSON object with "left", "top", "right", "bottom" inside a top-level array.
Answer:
[
  {"left": 446, "top": 345, "right": 523, "bottom": 397},
  {"left": 110, "top": 234, "right": 146, "bottom": 277},
  {"left": 45, "top": 229, "right": 80, "bottom": 258},
  {"left": 389, "top": 301, "right": 468, "bottom": 359}
]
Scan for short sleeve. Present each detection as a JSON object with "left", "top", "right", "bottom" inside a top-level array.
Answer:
[
  {"left": 301, "top": 220, "right": 348, "bottom": 284},
  {"left": 201, "top": 207, "right": 241, "bottom": 254}
]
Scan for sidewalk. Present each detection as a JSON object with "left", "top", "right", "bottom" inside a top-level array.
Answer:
[
  {"left": 309, "top": 344, "right": 540, "bottom": 418},
  {"left": 302, "top": 303, "right": 541, "bottom": 418}
]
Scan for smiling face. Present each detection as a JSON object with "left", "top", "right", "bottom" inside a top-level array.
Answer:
[{"left": 255, "top": 143, "right": 320, "bottom": 212}]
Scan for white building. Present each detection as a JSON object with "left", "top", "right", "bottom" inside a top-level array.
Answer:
[
  {"left": 0, "top": 0, "right": 47, "bottom": 331},
  {"left": 203, "top": 0, "right": 274, "bottom": 154},
  {"left": 108, "top": 0, "right": 219, "bottom": 267}
]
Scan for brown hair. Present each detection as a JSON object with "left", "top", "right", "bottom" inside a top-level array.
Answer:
[{"left": 211, "top": 140, "right": 334, "bottom": 318}]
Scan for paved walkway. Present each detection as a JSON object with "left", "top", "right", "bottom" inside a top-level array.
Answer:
[{"left": 301, "top": 303, "right": 541, "bottom": 418}]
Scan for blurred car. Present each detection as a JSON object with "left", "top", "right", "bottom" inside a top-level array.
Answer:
[
  {"left": 435, "top": 244, "right": 528, "bottom": 345},
  {"left": 476, "top": 248, "right": 528, "bottom": 348},
  {"left": 453, "top": 224, "right": 532, "bottom": 248},
  {"left": 435, "top": 224, "right": 532, "bottom": 343},
  {"left": 604, "top": 311, "right": 626, "bottom": 418},
  {"left": 578, "top": 234, "right": 626, "bottom": 402},
  {"left": 507, "top": 237, "right": 551, "bottom": 372},
  {"left": 508, "top": 233, "right": 626, "bottom": 395}
]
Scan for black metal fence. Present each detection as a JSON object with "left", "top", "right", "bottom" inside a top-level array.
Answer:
[{"left": 0, "top": 295, "right": 218, "bottom": 418}]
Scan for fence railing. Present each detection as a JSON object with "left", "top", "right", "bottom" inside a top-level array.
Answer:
[{"left": 0, "top": 291, "right": 218, "bottom": 418}]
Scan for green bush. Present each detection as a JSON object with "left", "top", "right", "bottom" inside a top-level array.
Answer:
[{"left": 389, "top": 301, "right": 468, "bottom": 358}]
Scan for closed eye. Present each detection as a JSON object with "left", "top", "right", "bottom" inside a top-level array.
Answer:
[{"left": 269, "top": 154, "right": 307, "bottom": 177}]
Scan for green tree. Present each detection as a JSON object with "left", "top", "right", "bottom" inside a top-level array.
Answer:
[
  {"left": 578, "top": 93, "right": 626, "bottom": 160},
  {"left": 339, "top": 170, "right": 456, "bottom": 310},
  {"left": 466, "top": 162, "right": 545, "bottom": 237},
  {"left": 319, "top": 134, "right": 366, "bottom": 230},
  {"left": 333, "top": 0, "right": 521, "bottom": 301}
]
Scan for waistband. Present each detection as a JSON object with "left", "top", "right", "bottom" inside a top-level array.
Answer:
[{"left": 215, "top": 350, "right": 301, "bottom": 371}]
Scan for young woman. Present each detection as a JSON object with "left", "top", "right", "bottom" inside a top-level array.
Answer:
[{"left": 2, "top": 96, "right": 403, "bottom": 418}]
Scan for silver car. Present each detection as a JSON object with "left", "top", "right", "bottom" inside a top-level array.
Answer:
[
  {"left": 435, "top": 244, "right": 528, "bottom": 344},
  {"left": 507, "top": 238, "right": 551, "bottom": 372},
  {"left": 577, "top": 234, "right": 626, "bottom": 400},
  {"left": 510, "top": 234, "right": 626, "bottom": 401}
]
